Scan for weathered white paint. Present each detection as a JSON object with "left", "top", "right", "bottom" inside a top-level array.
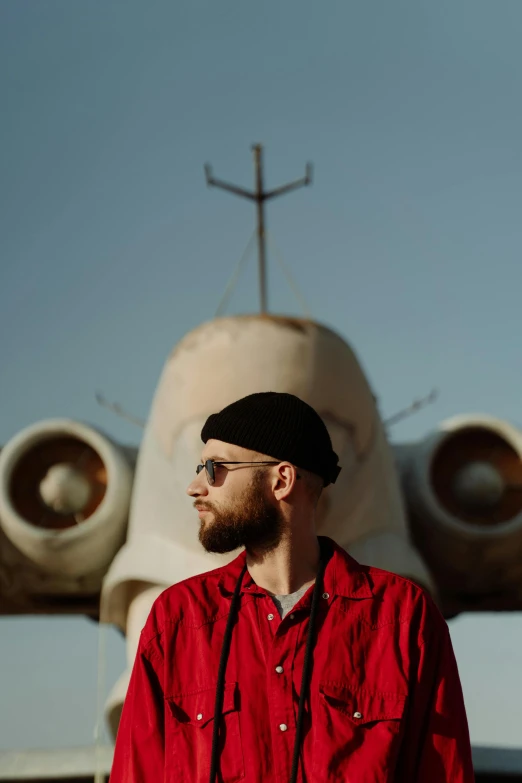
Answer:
[
  {"left": 39, "top": 463, "right": 93, "bottom": 514},
  {"left": 103, "top": 584, "right": 164, "bottom": 738}
]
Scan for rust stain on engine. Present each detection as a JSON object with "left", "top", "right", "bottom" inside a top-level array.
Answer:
[{"left": 9, "top": 437, "right": 107, "bottom": 531}]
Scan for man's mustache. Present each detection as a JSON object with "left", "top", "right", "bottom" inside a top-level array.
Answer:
[{"left": 194, "top": 502, "right": 214, "bottom": 511}]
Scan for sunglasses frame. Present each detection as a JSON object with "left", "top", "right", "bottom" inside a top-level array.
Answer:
[{"left": 196, "top": 459, "right": 282, "bottom": 485}]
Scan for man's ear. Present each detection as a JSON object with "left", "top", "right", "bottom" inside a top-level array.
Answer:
[{"left": 272, "top": 463, "right": 299, "bottom": 501}]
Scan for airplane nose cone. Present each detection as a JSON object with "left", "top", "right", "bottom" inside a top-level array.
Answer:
[
  {"left": 39, "top": 462, "right": 92, "bottom": 514},
  {"left": 453, "top": 461, "right": 505, "bottom": 510}
]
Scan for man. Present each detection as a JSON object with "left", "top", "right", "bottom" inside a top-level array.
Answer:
[{"left": 111, "top": 391, "right": 475, "bottom": 782}]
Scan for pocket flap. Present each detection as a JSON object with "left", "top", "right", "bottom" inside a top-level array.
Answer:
[
  {"left": 167, "top": 681, "right": 238, "bottom": 728},
  {"left": 319, "top": 681, "right": 406, "bottom": 724}
]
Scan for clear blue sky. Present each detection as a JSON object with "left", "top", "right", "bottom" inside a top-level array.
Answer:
[{"left": 1, "top": 0, "right": 522, "bottom": 750}]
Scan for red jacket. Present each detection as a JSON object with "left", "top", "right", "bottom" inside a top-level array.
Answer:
[{"left": 111, "top": 537, "right": 475, "bottom": 782}]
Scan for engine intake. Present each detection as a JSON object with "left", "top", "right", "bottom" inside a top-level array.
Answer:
[
  {"left": 430, "top": 426, "right": 522, "bottom": 525},
  {"left": 402, "top": 414, "right": 522, "bottom": 605},
  {"left": 0, "top": 419, "right": 133, "bottom": 579}
]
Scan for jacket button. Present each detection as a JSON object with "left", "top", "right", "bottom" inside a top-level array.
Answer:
[
  {"left": 322, "top": 592, "right": 330, "bottom": 599},
  {"left": 279, "top": 723, "right": 288, "bottom": 732},
  {"left": 275, "top": 665, "right": 284, "bottom": 674},
  {"left": 197, "top": 713, "right": 203, "bottom": 721},
  {"left": 289, "top": 613, "right": 295, "bottom": 620},
  {"left": 267, "top": 613, "right": 274, "bottom": 621},
  {"left": 353, "top": 712, "right": 362, "bottom": 719}
]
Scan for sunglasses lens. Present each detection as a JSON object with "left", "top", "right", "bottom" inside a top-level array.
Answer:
[
  {"left": 205, "top": 460, "right": 215, "bottom": 485},
  {"left": 196, "top": 464, "right": 204, "bottom": 475}
]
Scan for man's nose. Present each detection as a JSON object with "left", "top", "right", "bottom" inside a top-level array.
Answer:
[{"left": 186, "top": 474, "right": 209, "bottom": 497}]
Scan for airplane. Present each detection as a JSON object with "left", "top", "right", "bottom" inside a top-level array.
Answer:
[{"left": 1, "top": 145, "right": 522, "bottom": 781}]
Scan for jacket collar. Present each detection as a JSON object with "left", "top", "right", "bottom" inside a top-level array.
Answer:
[
  {"left": 216, "top": 536, "right": 373, "bottom": 601},
  {"left": 323, "top": 537, "right": 374, "bottom": 599}
]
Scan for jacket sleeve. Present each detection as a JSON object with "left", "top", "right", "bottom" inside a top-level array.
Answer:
[
  {"left": 395, "top": 593, "right": 475, "bottom": 782},
  {"left": 110, "top": 637, "right": 165, "bottom": 783}
]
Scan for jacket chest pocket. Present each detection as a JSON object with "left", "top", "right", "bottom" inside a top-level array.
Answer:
[
  {"left": 313, "top": 682, "right": 406, "bottom": 782},
  {"left": 166, "top": 681, "right": 245, "bottom": 783}
]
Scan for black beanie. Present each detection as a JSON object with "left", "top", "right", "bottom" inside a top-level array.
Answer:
[{"left": 201, "top": 392, "right": 341, "bottom": 487}]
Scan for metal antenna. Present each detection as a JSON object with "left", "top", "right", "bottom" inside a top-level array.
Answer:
[
  {"left": 205, "top": 144, "right": 312, "bottom": 314},
  {"left": 384, "top": 389, "right": 439, "bottom": 429},
  {"left": 95, "top": 392, "right": 146, "bottom": 429}
]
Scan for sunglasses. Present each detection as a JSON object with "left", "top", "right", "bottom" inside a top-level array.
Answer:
[{"left": 196, "top": 459, "right": 282, "bottom": 486}]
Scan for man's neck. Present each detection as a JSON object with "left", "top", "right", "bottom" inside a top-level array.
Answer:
[{"left": 246, "top": 530, "right": 320, "bottom": 596}]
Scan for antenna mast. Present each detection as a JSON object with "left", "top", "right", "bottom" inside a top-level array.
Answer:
[{"left": 205, "top": 144, "right": 312, "bottom": 314}]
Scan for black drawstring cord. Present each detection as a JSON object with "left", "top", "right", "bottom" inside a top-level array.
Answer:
[
  {"left": 288, "top": 548, "right": 328, "bottom": 783},
  {"left": 209, "top": 562, "right": 247, "bottom": 783}
]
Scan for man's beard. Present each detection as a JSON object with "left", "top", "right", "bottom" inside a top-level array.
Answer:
[{"left": 197, "top": 470, "right": 283, "bottom": 554}]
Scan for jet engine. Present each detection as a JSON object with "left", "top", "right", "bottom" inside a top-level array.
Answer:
[
  {"left": 399, "top": 414, "right": 522, "bottom": 613},
  {"left": 0, "top": 419, "right": 133, "bottom": 589}
]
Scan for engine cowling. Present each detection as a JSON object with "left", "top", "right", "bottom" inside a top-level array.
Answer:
[
  {"left": 400, "top": 414, "right": 522, "bottom": 610},
  {"left": 0, "top": 419, "right": 133, "bottom": 581}
]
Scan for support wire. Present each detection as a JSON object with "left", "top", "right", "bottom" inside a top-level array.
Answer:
[
  {"left": 266, "top": 231, "right": 312, "bottom": 318},
  {"left": 214, "top": 230, "right": 256, "bottom": 317}
]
